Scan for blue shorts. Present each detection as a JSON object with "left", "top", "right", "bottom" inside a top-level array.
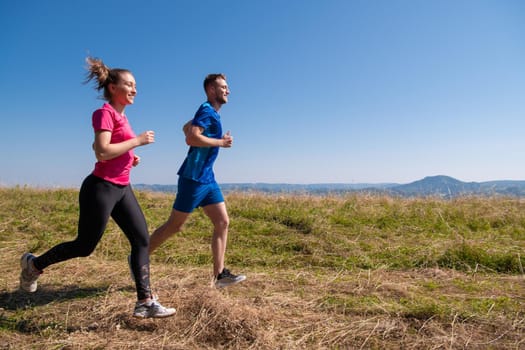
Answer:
[{"left": 173, "top": 177, "right": 224, "bottom": 213}]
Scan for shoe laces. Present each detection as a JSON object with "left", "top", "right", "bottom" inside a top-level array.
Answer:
[{"left": 219, "top": 268, "right": 233, "bottom": 279}]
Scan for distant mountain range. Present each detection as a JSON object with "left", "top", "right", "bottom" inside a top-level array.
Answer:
[{"left": 134, "top": 175, "right": 525, "bottom": 198}]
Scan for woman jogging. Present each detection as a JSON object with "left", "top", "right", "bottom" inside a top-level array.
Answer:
[{"left": 19, "top": 57, "right": 176, "bottom": 319}]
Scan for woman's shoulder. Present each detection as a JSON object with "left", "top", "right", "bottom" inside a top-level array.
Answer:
[{"left": 93, "top": 103, "right": 123, "bottom": 120}]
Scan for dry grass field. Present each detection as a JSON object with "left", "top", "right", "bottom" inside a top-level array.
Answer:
[{"left": 0, "top": 188, "right": 524, "bottom": 349}]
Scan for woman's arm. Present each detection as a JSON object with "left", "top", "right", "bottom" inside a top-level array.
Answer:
[{"left": 93, "top": 130, "right": 155, "bottom": 161}]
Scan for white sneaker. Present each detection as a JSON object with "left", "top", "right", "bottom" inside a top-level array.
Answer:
[
  {"left": 133, "top": 299, "right": 176, "bottom": 318},
  {"left": 20, "top": 253, "right": 41, "bottom": 293}
]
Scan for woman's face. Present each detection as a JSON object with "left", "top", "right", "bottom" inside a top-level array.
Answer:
[{"left": 110, "top": 72, "right": 136, "bottom": 106}]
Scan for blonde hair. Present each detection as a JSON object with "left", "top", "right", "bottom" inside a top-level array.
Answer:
[{"left": 84, "top": 57, "right": 132, "bottom": 101}]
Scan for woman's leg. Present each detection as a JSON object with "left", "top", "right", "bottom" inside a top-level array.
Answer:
[
  {"left": 111, "top": 186, "right": 152, "bottom": 301},
  {"left": 32, "top": 175, "right": 116, "bottom": 271}
]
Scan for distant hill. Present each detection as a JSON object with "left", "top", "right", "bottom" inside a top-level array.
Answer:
[
  {"left": 134, "top": 175, "right": 525, "bottom": 198},
  {"left": 387, "top": 175, "right": 482, "bottom": 198},
  {"left": 386, "top": 175, "right": 525, "bottom": 198}
]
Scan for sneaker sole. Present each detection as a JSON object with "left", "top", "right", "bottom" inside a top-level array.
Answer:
[
  {"left": 133, "top": 310, "right": 177, "bottom": 319},
  {"left": 215, "top": 275, "right": 247, "bottom": 288}
]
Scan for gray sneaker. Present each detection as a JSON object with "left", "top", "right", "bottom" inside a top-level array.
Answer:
[
  {"left": 20, "top": 253, "right": 41, "bottom": 293},
  {"left": 214, "top": 268, "right": 246, "bottom": 288},
  {"left": 133, "top": 299, "right": 176, "bottom": 318}
]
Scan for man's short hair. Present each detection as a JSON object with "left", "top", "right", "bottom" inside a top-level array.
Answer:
[{"left": 204, "top": 73, "right": 227, "bottom": 92}]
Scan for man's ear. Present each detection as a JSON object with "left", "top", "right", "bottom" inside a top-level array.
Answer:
[{"left": 206, "top": 85, "right": 216, "bottom": 98}]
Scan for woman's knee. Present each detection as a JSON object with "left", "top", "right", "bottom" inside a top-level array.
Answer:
[
  {"left": 75, "top": 243, "right": 97, "bottom": 257},
  {"left": 134, "top": 235, "right": 149, "bottom": 249}
]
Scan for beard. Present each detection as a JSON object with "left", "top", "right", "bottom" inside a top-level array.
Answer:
[{"left": 216, "top": 95, "right": 228, "bottom": 105}]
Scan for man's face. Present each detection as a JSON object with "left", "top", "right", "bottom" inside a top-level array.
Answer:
[{"left": 212, "top": 78, "right": 230, "bottom": 105}]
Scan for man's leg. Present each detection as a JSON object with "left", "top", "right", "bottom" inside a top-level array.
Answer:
[
  {"left": 149, "top": 209, "right": 191, "bottom": 254},
  {"left": 202, "top": 202, "right": 229, "bottom": 276}
]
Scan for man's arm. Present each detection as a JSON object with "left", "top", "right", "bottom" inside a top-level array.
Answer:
[{"left": 184, "top": 123, "right": 232, "bottom": 148}]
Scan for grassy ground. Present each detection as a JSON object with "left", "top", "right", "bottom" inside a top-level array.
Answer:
[{"left": 0, "top": 187, "right": 524, "bottom": 349}]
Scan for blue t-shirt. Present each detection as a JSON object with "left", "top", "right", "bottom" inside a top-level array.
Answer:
[{"left": 177, "top": 102, "right": 222, "bottom": 183}]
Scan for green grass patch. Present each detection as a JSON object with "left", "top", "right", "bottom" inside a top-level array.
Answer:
[{"left": 1, "top": 189, "right": 524, "bottom": 349}]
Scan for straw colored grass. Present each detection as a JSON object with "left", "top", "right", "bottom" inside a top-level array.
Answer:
[{"left": 0, "top": 188, "right": 524, "bottom": 349}]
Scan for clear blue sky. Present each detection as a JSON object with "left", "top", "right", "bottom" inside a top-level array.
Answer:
[{"left": 1, "top": 0, "right": 524, "bottom": 187}]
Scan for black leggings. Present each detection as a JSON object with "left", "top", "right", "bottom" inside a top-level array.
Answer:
[{"left": 33, "top": 174, "right": 152, "bottom": 300}]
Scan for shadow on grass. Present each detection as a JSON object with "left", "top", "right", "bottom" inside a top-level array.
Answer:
[
  {"left": 0, "top": 285, "right": 139, "bottom": 334},
  {"left": 0, "top": 285, "right": 134, "bottom": 311}
]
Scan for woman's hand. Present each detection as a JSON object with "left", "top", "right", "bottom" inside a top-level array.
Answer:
[
  {"left": 137, "top": 130, "right": 155, "bottom": 145},
  {"left": 132, "top": 155, "right": 140, "bottom": 167}
]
